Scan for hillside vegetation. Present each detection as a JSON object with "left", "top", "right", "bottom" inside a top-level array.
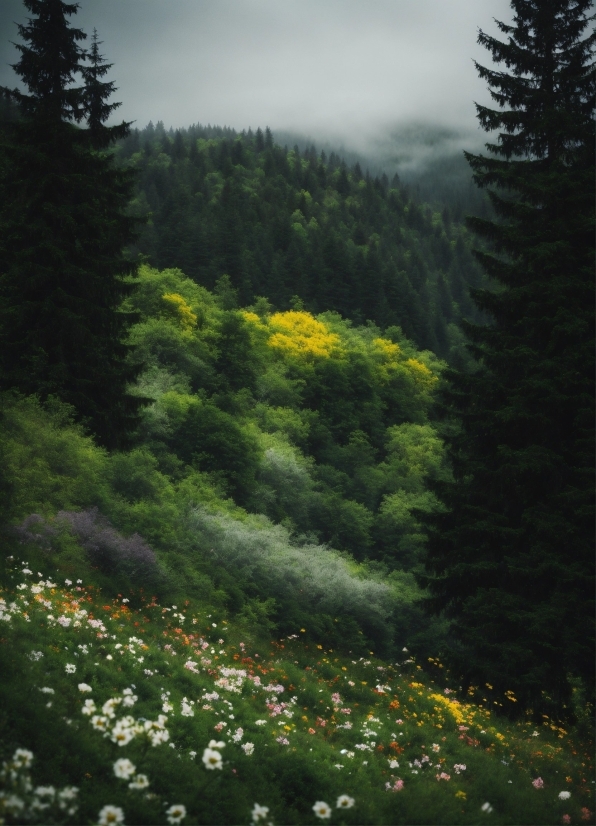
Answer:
[
  {"left": 1, "top": 267, "right": 593, "bottom": 824},
  {"left": 1, "top": 264, "right": 448, "bottom": 656},
  {"left": 1, "top": 0, "right": 593, "bottom": 821},
  {"left": 1, "top": 539, "right": 593, "bottom": 825},
  {"left": 117, "top": 124, "right": 488, "bottom": 363}
]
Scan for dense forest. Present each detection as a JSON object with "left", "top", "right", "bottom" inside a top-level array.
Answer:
[
  {"left": 115, "top": 121, "right": 488, "bottom": 363},
  {"left": 0, "top": 0, "right": 593, "bottom": 824}
]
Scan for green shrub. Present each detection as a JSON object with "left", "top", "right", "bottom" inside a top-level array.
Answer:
[{"left": 0, "top": 394, "right": 106, "bottom": 522}]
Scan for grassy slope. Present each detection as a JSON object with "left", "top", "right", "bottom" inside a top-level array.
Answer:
[{"left": 0, "top": 545, "right": 593, "bottom": 826}]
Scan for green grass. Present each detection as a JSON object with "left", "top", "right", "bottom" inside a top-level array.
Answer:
[{"left": 0, "top": 548, "right": 593, "bottom": 825}]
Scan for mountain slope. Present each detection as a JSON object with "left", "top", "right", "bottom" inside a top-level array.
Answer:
[{"left": 117, "top": 124, "right": 488, "bottom": 362}]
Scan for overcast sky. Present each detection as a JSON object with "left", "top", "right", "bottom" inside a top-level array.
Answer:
[{"left": 0, "top": 0, "right": 512, "bottom": 158}]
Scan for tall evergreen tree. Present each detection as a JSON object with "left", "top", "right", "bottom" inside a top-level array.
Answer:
[
  {"left": 420, "top": 0, "right": 595, "bottom": 718},
  {"left": 0, "top": 0, "right": 144, "bottom": 447},
  {"left": 81, "top": 28, "right": 128, "bottom": 148}
]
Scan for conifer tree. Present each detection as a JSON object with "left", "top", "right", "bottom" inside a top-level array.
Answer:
[
  {"left": 0, "top": 0, "right": 144, "bottom": 447},
  {"left": 420, "top": 0, "right": 595, "bottom": 718},
  {"left": 81, "top": 28, "right": 128, "bottom": 148}
]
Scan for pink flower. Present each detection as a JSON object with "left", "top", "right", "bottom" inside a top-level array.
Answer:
[
  {"left": 266, "top": 702, "right": 288, "bottom": 717},
  {"left": 436, "top": 772, "right": 451, "bottom": 781},
  {"left": 385, "top": 779, "right": 404, "bottom": 792},
  {"left": 562, "top": 817, "right": 571, "bottom": 825},
  {"left": 396, "top": 719, "right": 403, "bottom": 725},
  {"left": 340, "top": 708, "right": 351, "bottom": 715},
  {"left": 581, "top": 809, "right": 592, "bottom": 821},
  {"left": 532, "top": 777, "right": 544, "bottom": 789},
  {"left": 331, "top": 693, "right": 341, "bottom": 704}
]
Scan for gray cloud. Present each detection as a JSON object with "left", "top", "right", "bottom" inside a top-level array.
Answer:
[{"left": 0, "top": 0, "right": 512, "bottom": 158}]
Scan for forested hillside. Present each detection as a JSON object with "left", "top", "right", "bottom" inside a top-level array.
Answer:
[
  {"left": 115, "top": 123, "right": 487, "bottom": 362},
  {"left": 1, "top": 274, "right": 592, "bottom": 824},
  {"left": 2, "top": 265, "right": 448, "bottom": 654},
  {"left": 0, "top": 0, "right": 593, "bottom": 823}
]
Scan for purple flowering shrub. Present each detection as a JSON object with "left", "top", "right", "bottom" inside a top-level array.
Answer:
[
  {"left": 12, "top": 513, "right": 57, "bottom": 550},
  {"left": 14, "top": 508, "right": 158, "bottom": 582}
]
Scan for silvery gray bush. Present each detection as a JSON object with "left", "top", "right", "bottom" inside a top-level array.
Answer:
[{"left": 185, "top": 506, "right": 395, "bottom": 629}]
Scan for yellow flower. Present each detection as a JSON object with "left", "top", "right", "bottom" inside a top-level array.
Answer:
[
  {"left": 428, "top": 693, "right": 470, "bottom": 726},
  {"left": 404, "top": 358, "right": 437, "bottom": 387},
  {"left": 241, "top": 311, "right": 269, "bottom": 333},
  {"left": 455, "top": 791, "right": 467, "bottom": 800},
  {"left": 162, "top": 293, "right": 197, "bottom": 331},
  {"left": 267, "top": 311, "right": 342, "bottom": 360},
  {"left": 373, "top": 337, "right": 401, "bottom": 360}
]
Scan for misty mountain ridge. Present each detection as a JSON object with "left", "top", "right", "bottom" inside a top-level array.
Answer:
[
  {"left": 117, "top": 120, "right": 491, "bottom": 363},
  {"left": 136, "top": 117, "right": 491, "bottom": 217}
]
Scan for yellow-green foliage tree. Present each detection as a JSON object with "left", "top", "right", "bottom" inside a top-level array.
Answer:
[
  {"left": 126, "top": 268, "right": 446, "bottom": 579},
  {"left": 266, "top": 310, "right": 343, "bottom": 360}
]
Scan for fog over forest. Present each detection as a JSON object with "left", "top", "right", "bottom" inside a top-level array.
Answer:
[{"left": 0, "top": 0, "right": 511, "bottom": 169}]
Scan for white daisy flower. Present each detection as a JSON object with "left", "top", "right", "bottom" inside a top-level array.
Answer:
[
  {"left": 313, "top": 801, "right": 332, "bottom": 819},
  {"left": 12, "top": 749, "right": 34, "bottom": 769},
  {"left": 128, "top": 774, "right": 149, "bottom": 790},
  {"left": 97, "top": 804, "right": 125, "bottom": 825},
  {"left": 166, "top": 804, "right": 187, "bottom": 824},
  {"left": 113, "top": 758, "right": 136, "bottom": 780},
  {"left": 202, "top": 748, "right": 223, "bottom": 770}
]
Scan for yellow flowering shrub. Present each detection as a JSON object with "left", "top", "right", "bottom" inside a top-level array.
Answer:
[
  {"left": 372, "top": 337, "right": 438, "bottom": 394},
  {"left": 162, "top": 293, "right": 198, "bottom": 331},
  {"left": 242, "top": 310, "right": 264, "bottom": 326},
  {"left": 266, "top": 311, "right": 342, "bottom": 360},
  {"left": 428, "top": 693, "right": 475, "bottom": 726},
  {"left": 404, "top": 357, "right": 437, "bottom": 389},
  {"left": 241, "top": 311, "right": 269, "bottom": 336},
  {"left": 373, "top": 337, "right": 400, "bottom": 357}
]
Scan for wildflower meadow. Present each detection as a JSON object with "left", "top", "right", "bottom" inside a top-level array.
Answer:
[{"left": 0, "top": 548, "right": 593, "bottom": 825}]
